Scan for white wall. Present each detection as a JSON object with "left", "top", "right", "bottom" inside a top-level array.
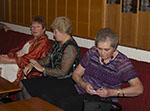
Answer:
[{"left": 1, "top": 22, "right": 150, "bottom": 63}]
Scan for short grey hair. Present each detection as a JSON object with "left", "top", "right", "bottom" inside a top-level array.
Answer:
[
  {"left": 51, "top": 16, "right": 72, "bottom": 35},
  {"left": 95, "top": 28, "right": 118, "bottom": 49}
]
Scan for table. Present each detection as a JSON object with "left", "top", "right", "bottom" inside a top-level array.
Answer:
[
  {"left": 0, "top": 76, "right": 21, "bottom": 95},
  {"left": 0, "top": 97, "right": 64, "bottom": 111}
]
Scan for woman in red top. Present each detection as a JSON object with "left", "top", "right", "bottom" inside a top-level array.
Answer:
[{"left": 0, "top": 16, "right": 51, "bottom": 85}]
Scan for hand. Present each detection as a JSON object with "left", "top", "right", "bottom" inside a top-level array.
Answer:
[
  {"left": 16, "top": 50, "right": 23, "bottom": 57},
  {"left": 23, "top": 63, "right": 33, "bottom": 75},
  {"left": 30, "top": 59, "right": 43, "bottom": 72},
  {"left": 2, "top": 24, "right": 11, "bottom": 32},
  {"left": 84, "top": 83, "right": 97, "bottom": 95},
  {"left": 95, "top": 88, "right": 111, "bottom": 97}
]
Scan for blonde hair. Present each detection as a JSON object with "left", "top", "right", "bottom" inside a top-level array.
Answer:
[{"left": 51, "top": 17, "right": 72, "bottom": 35}]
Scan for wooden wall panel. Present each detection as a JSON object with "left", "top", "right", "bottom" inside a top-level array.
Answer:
[
  {"left": 57, "top": 0, "right": 66, "bottom": 17},
  {"left": 24, "top": 0, "right": 31, "bottom": 26},
  {"left": 0, "top": 0, "right": 5, "bottom": 21},
  {"left": 4, "top": 0, "right": 9, "bottom": 22},
  {"left": 18, "top": 0, "right": 24, "bottom": 25},
  {"left": 11, "top": 0, "right": 17, "bottom": 24},
  {"left": 67, "top": 0, "right": 77, "bottom": 34},
  {"left": 137, "top": 12, "right": 150, "bottom": 50},
  {"left": 105, "top": 4, "right": 121, "bottom": 41},
  {"left": 78, "top": 0, "right": 89, "bottom": 38},
  {"left": 47, "top": 0, "right": 56, "bottom": 30},
  {"left": 32, "top": 0, "right": 39, "bottom": 18},
  {"left": 90, "top": 0, "right": 105, "bottom": 38},
  {"left": 1, "top": 0, "right": 150, "bottom": 51},
  {"left": 148, "top": 13, "right": 150, "bottom": 50},
  {"left": 121, "top": 13, "right": 138, "bottom": 47},
  {"left": 39, "top": 0, "right": 46, "bottom": 18}
]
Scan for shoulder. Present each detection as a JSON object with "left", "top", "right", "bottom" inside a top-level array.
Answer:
[
  {"left": 64, "top": 45, "right": 77, "bottom": 54},
  {"left": 64, "top": 38, "right": 80, "bottom": 52},
  {"left": 115, "top": 51, "right": 133, "bottom": 68},
  {"left": 38, "top": 34, "right": 49, "bottom": 41},
  {"left": 115, "top": 51, "right": 130, "bottom": 62},
  {"left": 86, "top": 46, "right": 98, "bottom": 56},
  {"left": 37, "top": 35, "right": 50, "bottom": 45}
]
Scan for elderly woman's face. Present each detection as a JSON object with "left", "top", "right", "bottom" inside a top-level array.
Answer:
[
  {"left": 31, "top": 22, "right": 45, "bottom": 37},
  {"left": 97, "top": 40, "right": 115, "bottom": 60},
  {"left": 53, "top": 29, "right": 64, "bottom": 42}
]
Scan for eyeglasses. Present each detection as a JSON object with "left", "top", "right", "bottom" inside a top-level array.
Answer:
[{"left": 30, "top": 25, "right": 42, "bottom": 29}]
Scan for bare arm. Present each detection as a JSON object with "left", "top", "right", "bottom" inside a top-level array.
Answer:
[
  {"left": 0, "top": 54, "right": 16, "bottom": 64},
  {"left": 119, "top": 77, "right": 143, "bottom": 96},
  {"left": 95, "top": 77, "right": 144, "bottom": 97},
  {"left": 72, "top": 64, "right": 97, "bottom": 95}
]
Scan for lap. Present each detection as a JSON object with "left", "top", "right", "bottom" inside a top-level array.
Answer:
[
  {"left": 21, "top": 76, "right": 78, "bottom": 104},
  {"left": 57, "top": 94, "right": 102, "bottom": 111}
]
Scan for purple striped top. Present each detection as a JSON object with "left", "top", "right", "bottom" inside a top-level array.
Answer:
[{"left": 75, "top": 46, "right": 138, "bottom": 94}]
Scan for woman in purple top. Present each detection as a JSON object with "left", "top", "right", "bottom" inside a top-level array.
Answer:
[
  {"left": 73, "top": 28, "right": 143, "bottom": 99},
  {"left": 56, "top": 28, "right": 143, "bottom": 111}
]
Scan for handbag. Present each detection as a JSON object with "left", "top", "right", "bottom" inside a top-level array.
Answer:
[{"left": 84, "top": 96, "right": 122, "bottom": 111}]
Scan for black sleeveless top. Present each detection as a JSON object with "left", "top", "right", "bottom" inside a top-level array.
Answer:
[{"left": 48, "top": 37, "right": 80, "bottom": 78}]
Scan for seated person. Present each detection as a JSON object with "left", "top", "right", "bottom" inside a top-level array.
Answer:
[
  {"left": 0, "top": 16, "right": 51, "bottom": 85},
  {"left": 17, "top": 28, "right": 143, "bottom": 111},
  {"left": 0, "top": 23, "right": 11, "bottom": 32},
  {"left": 16, "top": 16, "right": 80, "bottom": 101}
]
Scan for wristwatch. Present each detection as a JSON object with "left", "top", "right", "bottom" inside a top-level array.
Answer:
[{"left": 42, "top": 67, "right": 46, "bottom": 77}]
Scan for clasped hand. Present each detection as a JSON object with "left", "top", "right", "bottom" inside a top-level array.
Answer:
[
  {"left": 85, "top": 83, "right": 110, "bottom": 97},
  {"left": 23, "top": 59, "right": 43, "bottom": 75}
]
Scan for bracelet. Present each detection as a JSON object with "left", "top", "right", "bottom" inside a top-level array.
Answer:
[{"left": 117, "top": 89, "right": 120, "bottom": 96}]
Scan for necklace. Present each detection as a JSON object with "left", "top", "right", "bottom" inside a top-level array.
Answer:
[{"left": 100, "top": 56, "right": 114, "bottom": 65}]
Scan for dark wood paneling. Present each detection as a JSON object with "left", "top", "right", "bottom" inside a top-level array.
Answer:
[
  {"left": 11, "top": 0, "right": 17, "bottom": 24},
  {"left": 90, "top": 0, "right": 105, "bottom": 38},
  {"left": 67, "top": 0, "right": 77, "bottom": 34},
  {"left": 121, "top": 13, "right": 138, "bottom": 47},
  {"left": 78, "top": 0, "right": 89, "bottom": 38},
  {"left": 0, "top": 0, "right": 5, "bottom": 21},
  {"left": 105, "top": 4, "right": 121, "bottom": 41},
  {"left": 47, "top": 0, "right": 56, "bottom": 30},
  {"left": 1, "top": 0, "right": 150, "bottom": 51},
  {"left": 4, "top": 0, "right": 9, "bottom": 22},
  {"left": 39, "top": 0, "right": 46, "bottom": 18},
  {"left": 24, "top": 0, "right": 31, "bottom": 26},
  {"left": 32, "top": 0, "right": 39, "bottom": 18},
  {"left": 137, "top": 12, "right": 150, "bottom": 50},
  {"left": 57, "top": 0, "right": 66, "bottom": 17},
  {"left": 18, "top": 0, "right": 24, "bottom": 25}
]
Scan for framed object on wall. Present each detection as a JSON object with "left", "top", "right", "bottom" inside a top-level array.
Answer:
[
  {"left": 122, "top": 0, "right": 137, "bottom": 13},
  {"left": 107, "top": 0, "right": 120, "bottom": 4},
  {"left": 139, "top": 0, "right": 150, "bottom": 11}
]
